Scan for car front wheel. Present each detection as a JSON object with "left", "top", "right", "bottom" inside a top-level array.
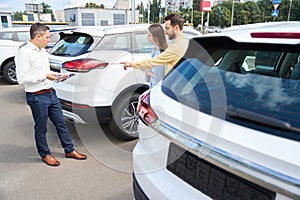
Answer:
[
  {"left": 3, "top": 61, "right": 18, "bottom": 84},
  {"left": 109, "top": 92, "right": 140, "bottom": 141}
]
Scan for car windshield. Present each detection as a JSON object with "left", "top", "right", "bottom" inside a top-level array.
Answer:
[
  {"left": 162, "top": 37, "right": 300, "bottom": 141},
  {"left": 49, "top": 33, "right": 93, "bottom": 57}
]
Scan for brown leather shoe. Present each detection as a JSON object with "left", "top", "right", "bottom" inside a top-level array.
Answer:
[
  {"left": 42, "top": 154, "right": 60, "bottom": 166},
  {"left": 65, "top": 150, "right": 87, "bottom": 160}
]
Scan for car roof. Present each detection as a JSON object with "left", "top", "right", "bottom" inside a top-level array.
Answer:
[
  {"left": 0, "top": 26, "right": 77, "bottom": 33},
  {"left": 199, "top": 21, "right": 300, "bottom": 45},
  {"left": 0, "top": 27, "right": 30, "bottom": 32},
  {"left": 72, "top": 24, "right": 200, "bottom": 37},
  {"left": 49, "top": 26, "right": 78, "bottom": 33},
  {"left": 72, "top": 24, "right": 150, "bottom": 37}
]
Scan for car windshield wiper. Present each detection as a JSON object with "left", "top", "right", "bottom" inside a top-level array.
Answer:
[
  {"left": 52, "top": 53, "right": 71, "bottom": 56},
  {"left": 226, "top": 105, "right": 300, "bottom": 134}
]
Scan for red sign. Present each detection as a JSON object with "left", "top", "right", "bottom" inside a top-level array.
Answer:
[{"left": 200, "top": 0, "right": 212, "bottom": 12}]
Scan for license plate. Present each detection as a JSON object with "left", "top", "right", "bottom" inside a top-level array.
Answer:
[{"left": 167, "top": 142, "right": 275, "bottom": 200}]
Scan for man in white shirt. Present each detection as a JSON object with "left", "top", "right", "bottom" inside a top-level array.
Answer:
[{"left": 15, "top": 22, "right": 87, "bottom": 167}]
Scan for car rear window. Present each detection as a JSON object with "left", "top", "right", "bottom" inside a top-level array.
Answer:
[
  {"left": 94, "top": 33, "right": 130, "bottom": 51},
  {"left": 0, "top": 32, "right": 14, "bottom": 40},
  {"left": 16, "top": 32, "right": 30, "bottom": 42},
  {"left": 162, "top": 37, "right": 300, "bottom": 141},
  {"left": 49, "top": 33, "right": 93, "bottom": 57}
]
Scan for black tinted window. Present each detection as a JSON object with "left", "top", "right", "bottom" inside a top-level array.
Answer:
[
  {"left": 162, "top": 37, "right": 300, "bottom": 141},
  {"left": 50, "top": 33, "right": 93, "bottom": 57}
]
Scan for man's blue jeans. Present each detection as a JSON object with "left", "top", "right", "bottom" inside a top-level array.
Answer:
[{"left": 26, "top": 89, "right": 74, "bottom": 158}]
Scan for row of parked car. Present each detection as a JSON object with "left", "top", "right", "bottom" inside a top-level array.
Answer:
[
  {"left": 0, "top": 26, "right": 75, "bottom": 84},
  {"left": 2, "top": 22, "right": 300, "bottom": 199}
]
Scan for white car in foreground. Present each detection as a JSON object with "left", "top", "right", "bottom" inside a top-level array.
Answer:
[{"left": 133, "top": 22, "right": 300, "bottom": 200}]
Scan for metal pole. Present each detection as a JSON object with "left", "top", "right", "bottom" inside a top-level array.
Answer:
[
  {"left": 288, "top": 0, "right": 292, "bottom": 21},
  {"left": 207, "top": 12, "right": 210, "bottom": 27},
  {"left": 148, "top": 0, "right": 150, "bottom": 23},
  {"left": 231, "top": 0, "right": 234, "bottom": 26},
  {"left": 165, "top": 0, "right": 167, "bottom": 16},
  {"left": 201, "top": 11, "right": 204, "bottom": 34},
  {"left": 191, "top": 0, "right": 193, "bottom": 25},
  {"left": 132, "top": 0, "right": 135, "bottom": 24}
]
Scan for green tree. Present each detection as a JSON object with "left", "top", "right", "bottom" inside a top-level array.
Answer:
[
  {"left": 209, "top": 0, "right": 261, "bottom": 27},
  {"left": 13, "top": 11, "right": 27, "bottom": 21},
  {"left": 150, "top": 0, "right": 160, "bottom": 23},
  {"left": 193, "top": 0, "right": 200, "bottom": 11},
  {"left": 210, "top": 6, "right": 231, "bottom": 28},
  {"left": 237, "top": 9, "right": 251, "bottom": 24},
  {"left": 137, "top": 2, "right": 146, "bottom": 23},
  {"left": 141, "top": 0, "right": 300, "bottom": 26},
  {"left": 85, "top": 2, "right": 105, "bottom": 8},
  {"left": 244, "top": 1, "right": 261, "bottom": 23},
  {"left": 41, "top": 2, "right": 55, "bottom": 21},
  {"left": 289, "top": 0, "right": 300, "bottom": 20},
  {"left": 180, "top": 8, "right": 191, "bottom": 24},
  {"left": 192, "top": 10, "right": 202, "bottom": 27},
  {"left": 257, "top": 0, "right": 273, "bottom": 22}
]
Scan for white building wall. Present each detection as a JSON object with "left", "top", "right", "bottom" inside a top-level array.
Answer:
[
  {"left": 33, "top": 13, "right": 52, "bottom": 22},
  {"left": 64, "top": 7, "right": 139, "bottom": 26},
  {"left": 55, "top": 10, "right": 65, "bottom": 22},
  {"left": 0, "top": 8, "right": 13, "bottom": 28},
  {"left": 113, "top": 0, "right": 129, "bottom": 9},
  {"left": 166, "top": 0, "right": 193, "bottom": 12}
]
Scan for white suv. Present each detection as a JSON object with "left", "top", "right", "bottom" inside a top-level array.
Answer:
[
  {"left": 48, "top": 24, "right": 200, "bottom": 140},
  {"left": 0, "top": 27, "right": 30, "bottom": 84},
  {"left": 0, "top": 27, "right": 72, "bottom": 84},
  {"left": 133, "top": 22, "right": 300, "bottom": 199}
]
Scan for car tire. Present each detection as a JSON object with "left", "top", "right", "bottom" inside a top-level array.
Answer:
[
  {"left": 109, "top": 92, "right": 140, "bottom": 141},
  {"left": 3, "top": 61, "right": 18, "bottom": 84}
]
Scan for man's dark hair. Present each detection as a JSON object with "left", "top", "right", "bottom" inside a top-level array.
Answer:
[
  {"left": 30, "top": 22, "right": 50, "bottom": 39},
  {"left": 164, "top": 14, "right": 184, "bottom": 30}
]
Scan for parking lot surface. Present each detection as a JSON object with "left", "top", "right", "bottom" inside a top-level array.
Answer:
[{"left": 0, "top": 78, "right": 136, "bottom": 200}]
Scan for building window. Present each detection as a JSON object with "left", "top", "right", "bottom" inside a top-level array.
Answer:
[
  {"left": 100, "top": 20, "right": 108, "bottom": 26},
  {"left": 113, "top": 14, "right": 125, "bottom": 25},
  {"left": 82, "top": 13, "right": 95, "bottom": 26},
  {"left": 1, "top": 16, "right": 8, "bottom": 28}
]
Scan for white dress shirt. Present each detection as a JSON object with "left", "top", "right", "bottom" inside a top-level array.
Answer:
[{"left": 15, "top": 41, "right": 53, "bottom": 93}]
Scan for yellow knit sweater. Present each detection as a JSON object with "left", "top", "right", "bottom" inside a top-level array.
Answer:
[{"left": 132, "top": 34, "right": 189, "bottom": 74}]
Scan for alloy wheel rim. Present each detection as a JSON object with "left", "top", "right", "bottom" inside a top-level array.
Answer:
[
  {"left": 8, "top": 65, "right": 17, "bottom": 82},
  {"left": 121, "top": 100, "right": 139, "bottom": 136}
]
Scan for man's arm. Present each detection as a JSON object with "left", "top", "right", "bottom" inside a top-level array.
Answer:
[
  {"left": 122, "top": 36, "right": 188, "bottom": 71},
  {"left": 132, "top": 45, "right": 180, "bottom": 69}
]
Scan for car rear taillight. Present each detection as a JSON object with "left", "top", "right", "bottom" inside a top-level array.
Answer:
[
  {"left": 251, "top": 32, "right": 300, "bottom": 39},
  {"left": 62, "top": 59, "right": 108, "bottom": 72},
  {"left": 137, "top": 90, "right": 158, "bottom": 125}
]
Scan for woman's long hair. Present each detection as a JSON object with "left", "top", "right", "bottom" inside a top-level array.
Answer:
[{"left": 148, "top": 24, "right": 168, "bottom": 53}]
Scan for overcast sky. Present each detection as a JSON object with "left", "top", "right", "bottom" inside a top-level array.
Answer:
[{"left": 0, "top": 0, "right": 155, "bottom": 12}]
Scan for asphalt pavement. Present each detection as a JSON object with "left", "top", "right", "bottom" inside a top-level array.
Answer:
[{"left": 0, "top": 78, "right": 137, "bottom": 200}]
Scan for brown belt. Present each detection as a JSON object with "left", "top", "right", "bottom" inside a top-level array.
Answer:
[{"left": 32, "top": 88, "right": 53, "bottom": 95}]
